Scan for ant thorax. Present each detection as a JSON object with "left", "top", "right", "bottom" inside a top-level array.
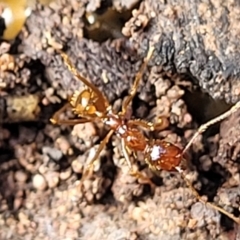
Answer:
[
  {"left": 104, "top": 112, "right": 147, "bottom": 151},
  {"left": 104, "top": 112, "right": 126, "bottom": 132}
]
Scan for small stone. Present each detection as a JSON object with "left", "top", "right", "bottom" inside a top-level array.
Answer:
[
  {"left": 65, "top": 229, "right": 78, "bottom": 239},
  {"left": 45, "top": 171, "right": 59, "bottom": 188},
  {"left": 72, "top": 122, "right": 97, "bottom": 140},
  {"left": 17, "top": 222, "right": 26, "bottom": 235},
  {"left": 45, "top": 87, "right": 54, "bottom": 97},
  {"left": 14, "top": 170, "right": 28, "bottom": 182},
  {"left": 25, "top": 201, "right": 34, "bottom": 210},
  {"left": 42, "top": 146, "right": 63, "bottom": 161},
  {"left": 57, "top": 205, "right": 67, "bottom": 215},
  {"left": 32, "top": 174, "right": 47, "bottom": 190},
  {"left": 71, "top": 158, "right": 84, "bottom": 173},
  {"left": 18, "top": 212, "right": 30, "bottom": 226},
  {"left": 60, "top": 168, "right": 72, "bottom": 180},
  {"left": 59, "top": 222, "right": 68, "bottom": 236},
  {"left": 188, "top": 218, "right": 198, "bottom": 229},
  {"left": 14, "top": 197, "right": 23, "bottom": 210},
  {"left": 5, "top": 217, "right": 16, "bottom": 226},
  {"left": 132, "top": 207, "right": 143, "bottom": 221},
  {"left": 56, "top": 137, "right": 71, "bottom": 155}
]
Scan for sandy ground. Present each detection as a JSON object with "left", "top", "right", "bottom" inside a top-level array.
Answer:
[{"left": 1, "top": 0, "right": 240, "bottom": 239}]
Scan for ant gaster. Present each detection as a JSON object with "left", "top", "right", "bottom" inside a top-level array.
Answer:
[{"left": 50, "top": 43, "right": 240, "bottom": 224}]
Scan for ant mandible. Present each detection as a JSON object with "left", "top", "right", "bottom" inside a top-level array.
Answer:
[{"left": 50, "top": 42, "right": 240, "bottom": 224}]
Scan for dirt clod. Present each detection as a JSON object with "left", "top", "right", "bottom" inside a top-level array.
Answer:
[{"left": 1, "top": 0, "right": 240, "bottom": 239}]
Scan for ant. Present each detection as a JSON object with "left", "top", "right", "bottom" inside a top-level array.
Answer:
[{"left": 50, "top": 42, "right": 240, "bottom": 224}]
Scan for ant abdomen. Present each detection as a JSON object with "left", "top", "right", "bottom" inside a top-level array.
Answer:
[{"left": 145, "top": 140, "right": 182, "bottom": 171}]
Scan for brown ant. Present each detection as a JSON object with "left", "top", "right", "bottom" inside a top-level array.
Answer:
[{"left": 50, "top": 43, "right": 240, "bottom": 224}]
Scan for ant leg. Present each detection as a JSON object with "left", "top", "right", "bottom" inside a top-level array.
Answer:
[
  {"left": 182, "top": 101, "right": 240, "bottom": 155},
  {"left": 121, "top": 138, "right": 134, "bottom": 169},
  {"left": 57, "top": 50, "right": 109, "bottom": 107},
  {"left": 175, "top": 166, "right": 240, "bottom": 224},
  {"left": 83, "top": 129, "right": 114, "bottom": 177},
  {"left": 121, "top": 139, "right": 154, "bottom": 187},
  {"left": 50, "top": 103, "right": 92, "bottom": 125},
  {"left": 78, "top": 130, "right": 113, "bottom": 193},
  {"left": 121, "top": 45, "right": 155, "bottom": 115},
  {"left": 51, "top": 118, "right": 92, "bottom": 125},
  {"left": 128, "top": 117, "right": 169, "bottom": 131}
]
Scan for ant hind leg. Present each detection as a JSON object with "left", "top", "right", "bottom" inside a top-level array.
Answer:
[
  {"left": 121, "top": 139, "right": 155, "bottom": 188},
  {"left": 128, "top": 117, "right": 169, "bottom": 132}
]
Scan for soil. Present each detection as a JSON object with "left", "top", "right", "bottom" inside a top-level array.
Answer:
[{"left": 1, "top": 0, "right": 240, "bottom": 239}]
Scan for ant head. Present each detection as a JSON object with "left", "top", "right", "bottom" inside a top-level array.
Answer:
[{"left": 70, "top": 89, "right": 108, "bottom": 118}]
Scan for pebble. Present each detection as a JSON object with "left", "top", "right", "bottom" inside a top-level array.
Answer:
[
  {"left": 32, "top": 174, "right": 47, "bottom": 190},
  {"left": 45, "top": 171, "right": 59, "bottom": 188},
  {"left": 18, "top": 212, "right": 30, "bottom": 226},
  {"left": 57, "top": 205, "right": 67, "bottom": 215},
  {"left": 131, "top": 207, "right": 143, "bottom": 221},
  {"left": 17, "top": 222, "right": 26, "bottom": 235},
  {"left": 71, "top": 158, "right": 84, "bottom": 173},
  {"left": 14, "top": 196, "right": 23, "bottom": 210},
  {"left": 42, "top": 146, "right": 63, "bottom": 161},
  {"left": 56, "top": 137, "right": 71, "bottom": 155},
  {"left": 14, "top": 170, "right": 28, "bottom": 182},
  {"left": 59, "top": 222, "right": 68, "bottom": 236},
  {"left": 72, "top": 122, "right": 97, "bottom": 140},
  {"left": 60, "top": 168, "right": 72, "bottom": 180},
  {"left": 25, "top": 201, "right": 34, "bottom": 210}
]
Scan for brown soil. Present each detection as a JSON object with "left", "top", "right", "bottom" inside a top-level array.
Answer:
[{"left": 1, "top": 1, "right": 240, "bottom": 239}]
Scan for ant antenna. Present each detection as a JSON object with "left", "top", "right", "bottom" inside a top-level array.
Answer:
[
  {"left": 177, "top": 101, "right": 240, "bottom": 224},
  {"left": 182, "top": 101, "right": 240, "bottom": 155}
]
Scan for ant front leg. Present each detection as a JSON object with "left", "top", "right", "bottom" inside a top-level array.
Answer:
[
  {"left": 121, "top": 139, "right": 155, "bottom": 188},
  {"left": 175, "top": 167, "right": 240, "bottom": 224},
  {"left": 83, "top": 129, "right": 114, "bottom": 178},
  {"left": 121, "top": 45, "right": 155, "bottom": 115},
  {"left": 50, "top": 103, "right": 92, "bottom": 125}
]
